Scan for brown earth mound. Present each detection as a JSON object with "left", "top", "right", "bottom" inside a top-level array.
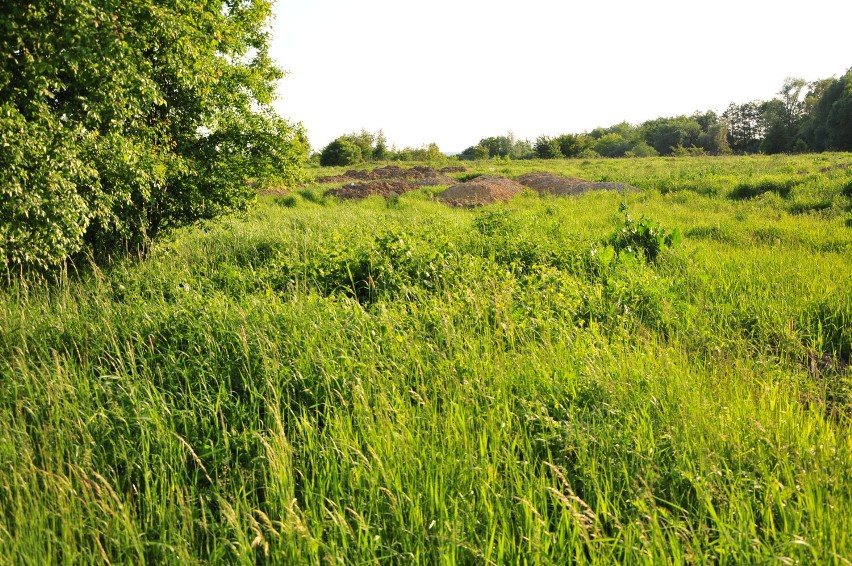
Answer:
[
  {"left": 819, "top": 163, "right": 852, "bottom": 173},
  {"left": 438, "top": 176, "right": 525, "bottom": 207},
  {"left": 320, "top": 164, "right": 462, "bottom": 200},
  {"left": 326, "top": 180, "right": 417, "bottom": 200},
  {"left": 316, "top": 165, "right": 465, "bottom": 185},
  {"left": 516, "top": 172, "right": 638, "bottom": 196}
]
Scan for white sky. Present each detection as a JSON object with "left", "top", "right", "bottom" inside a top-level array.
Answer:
[{"left": 270, "top": 0, "right": 851, "bottom": 154}]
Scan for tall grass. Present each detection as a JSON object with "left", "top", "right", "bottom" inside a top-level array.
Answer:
[{"left": 1, "top": 153, "right": 851, "bottom": 563}]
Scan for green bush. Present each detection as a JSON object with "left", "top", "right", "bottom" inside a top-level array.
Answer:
[
  {"left": 320, "top": 138, "right": 364, "bottom": 166},
  {"left": 0, "top": 0, "right": 307, "bottom": 272},
  {"left": 606, "top": 204, "right": 682, "bottom": 262},
  {"left": 534, "top": 136, "right": 562, "bottom": 159}
]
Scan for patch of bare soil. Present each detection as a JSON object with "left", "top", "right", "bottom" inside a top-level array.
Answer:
[
  {"left": 257, "top": 186, "right": 292, "bottom": 197},
  {"left": 316, "top": 165, "right": 465, "bottom": 185},
  {"left": 516, "top": 172, "right": 638, "bottom": 196},
  {"left": 438, "top": 176, "right": 525, "bottom": 207},
  {"left": 517, "top": 173, "right": 639, "bottom": 196},
  {"left": 318, "top": 165, "right": 462, "bottom": 199},
  {"left": 326, "top": 180, "right": 418, "bottom": 200},
  {"left": 819, "top": 163, "right": 852, "bottom": 173}
]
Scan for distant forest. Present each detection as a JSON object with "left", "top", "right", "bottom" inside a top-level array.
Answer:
[{"left": 318, "top": 68, "right": 852, "bottom": 165}]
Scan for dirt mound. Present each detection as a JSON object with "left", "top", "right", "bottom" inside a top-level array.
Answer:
[
  {"left": 516, "top": 172, "right": 638, "bottom": 196},
  {"left": 318, "top": 164, "right": 462, "bottom": 200},
  {"left": 316, "top": 165, "right": 465, "bottom": 185},
  {"left": 819, "top": 163, "right": 852, "bottom": 173},
  {"left": 438, "top": 176, "right": 525, "bottom": 207},
  {"left": 326, "top": 180, "right": 417, "bottom": 200}
]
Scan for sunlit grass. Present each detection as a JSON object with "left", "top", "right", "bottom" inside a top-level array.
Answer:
[{"left": 1, "top": 153, "right": 850, "bottom": 563}]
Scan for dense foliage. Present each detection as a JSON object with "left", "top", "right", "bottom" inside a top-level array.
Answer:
[
  {"left": 1, "top": 154, "right": 851, "bottom": 562},
  {"left": 0, "top": 0, "right": 307, "bottom": 271},
  {"left": 447, "top": 70, "right": 852, "bottom": 161},
  {"left": 317, "top": 129, "right": 443, "bottom": 164}
]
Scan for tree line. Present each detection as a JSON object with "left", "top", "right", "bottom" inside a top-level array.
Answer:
[
  {"left": 317, "top": 69, "right": 851, "bottom": 165},
  {"left": 461, "top": 72, "right": 852, "bottom": 160},
  {"left": 317, "top": 129, "right": 444, "bottom": 166}
]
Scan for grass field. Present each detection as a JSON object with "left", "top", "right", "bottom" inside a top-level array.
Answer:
[{"left": 1, "top": 154, "right": 851, "bottom": 563}]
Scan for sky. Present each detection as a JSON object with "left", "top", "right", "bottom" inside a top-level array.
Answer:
[{"left": 270, "top": 0, "right": 851, "bottom": 154}]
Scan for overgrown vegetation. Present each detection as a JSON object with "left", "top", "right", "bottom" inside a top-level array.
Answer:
[{"left": 1, "top": 154, "right": 850, "bottom": 563}]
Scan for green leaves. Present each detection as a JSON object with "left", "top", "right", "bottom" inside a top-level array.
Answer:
[
  {"left": 606, "top": 204, "right": 682, "bottom": 263},
  {"left": 1, "top": 0, "right": 307, "bottom": 271}
]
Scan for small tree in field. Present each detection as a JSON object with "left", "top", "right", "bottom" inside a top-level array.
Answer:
[
  {"left": 320, "top": 138, "right": 363, "bottom": 166},
  {"left": 534, "top": 136, "right": 562, "bottom": 159},
  {"left": 0, "top": 0, "right": 307, "bottom": 271}
]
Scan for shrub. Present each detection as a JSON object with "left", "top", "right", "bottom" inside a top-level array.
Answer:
[
  {"left": 606, "top": 204, "right": 682, "bottom": 262},
  {"left": 534, "top": 136, "right": 563, "bottom": 159},
  {"left": 320, "top": 138, "right": 364, "bottom": 166}
]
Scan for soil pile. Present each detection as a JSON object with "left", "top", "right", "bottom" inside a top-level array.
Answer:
[
  {"left": 516, "top": 172, "right": 638, "bottom": 196},
  {"left": 438, "top": 176, "right": 525, "bottom": 207},
  {"left": 318, "top": 165, "right": 462, "bottom": 199},
  {"left": 326, "top": 180, "right": 418, "bottom": 200},
  {"left": 316, "top": 165, "right": 463, "bottom": 185}
]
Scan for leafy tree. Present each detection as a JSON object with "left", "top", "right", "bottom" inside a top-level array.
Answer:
[
  {"left": 534, "top": 136, "right": 562, "bottom": 159},
  {"left": 510, "top": 137, "right": 534, "bottom": 159},
  {"left": 777, "top": 78, "right": 807, "bottom": 128},
  {"left": 692, "top": 110, "right": 719, "bottom": 131},
  {"left": 722, "top": 101, "right": 765, "bottom": 153},
  {"left": 340, "top": 129, "right": 376, "bottom": 162},
  {"left": 758, "top": 78, "right": 808, "bottom": 153},
  {"left": 589, "top": 121, "right": 637, "bottom": 141},
  {"left": 625, "top": 141, "right": 659, "bottom": 158},
  {"left": 697, "top": 122, "right": 731, "bottom": 155},
  {"left": 460, "top": 144, "right": 490, "bottom": 160},
  {"left": 640, "top": 116, "right": 702, "bottom": 155},
  {"left": 803, "top": 69, "right": 852, "bottom": 151},
  {"left": 0, "top": 0, "right": 307, "bottom": 271},
  {"left": 416, "top": 143, "right": 444, "bottom": 162},
  {"left": 320, "top": 138, "right": 363, "bottom": 166},
  {"left": 759, "top": 98, "right": 793, "bottom": 153},
  {"left": 593, "top": 133, "right": 634, "bottom": 158},
  {"left": 555, "top": 134, "right": 584, "bottom": 158},
  {"left": 479, "top": 136, "right": 513, "bottom": 158},
  {"left": 373, "top": 129, "right": 389, "bottom": 161}
]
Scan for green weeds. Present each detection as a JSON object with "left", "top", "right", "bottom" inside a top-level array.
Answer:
[{"left": 1, "top": 153, "right": 851, "bottom": 563}]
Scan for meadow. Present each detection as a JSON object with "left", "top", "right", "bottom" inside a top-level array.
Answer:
[{"left": 1, "top": 153, "right": 851, "bottom": 564}]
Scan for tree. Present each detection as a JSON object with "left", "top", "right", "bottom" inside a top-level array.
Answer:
[
  {"left": 534, "top": 136, "right": 562, "bottom": 159},
  {"left": 340, "top": 129, "right": 376, "bottom": 162},
  {"left": 697, "top": 122, "right": 731, "bottom": 155},
  {"left": 479, "top": 136, "right": 513, "bottom": 158},
  {"left": 320, "top": 138, "right": 363, "bottom": 166},
  {"left": 640, "top": 116, "right": 702, "bottom": 155},
  {"left": 373, "top": 129, "right": 389, "bottom": 161},
  {"left": 722, "top": 101, "right": 764, "bottom": 153},
  {"left": 0, "top": 0, "right": 307, "bottom": 271},
  {"left": 593, "top": 133, "right": 633, "bottom": 157},
  {"left": 460, "top": 144, "right": 490, "bottom": 160},
  {"left": 802, "top": 69, "right": 852, "bottom": 151},
  {"left": 555, "top": 134, "right": 584, "bottom": 158},
  {"left": 692, "top": 110, "right": 719, "bottom": 131},
  {"left": 759, "top": 98, "right": 793, "bottom": 154}
]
